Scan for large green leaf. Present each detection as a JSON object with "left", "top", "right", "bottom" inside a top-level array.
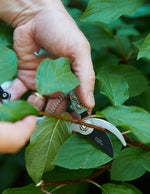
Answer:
[
  {"left": 97, "top": 72, "right": 129, "bottom": 105},
  {"left": 80, "top": 0, "right": 144, "bottom": 24},
  {"left": 2, "top": 184, "right": 44, "bottom": 194},
  {"left": 0, "top": 21, "right": 13, "bottom": 46},
  {"left": 80, "top": 23, "right": 113, "bottom": 51},
  {"left": 53, "top": 133, "right": 122, "bottom": 169},
  {"left": 94, "top": 54, "right": 120, "bottom": 72},
  {"left": 25, "top": 116, "right": 72, "bottom": 183},
  {"left": 43, "top": 166, "right": 93, "bottom": 182},
  {"left": 102, "top": 183, "right": 142, "bottom": 194},
  {"left": 140, "top": 151, "right": 150, "bottom": 172},
  {"left": 129, "top": 4, "right": 150, "bottom": 18},
  {"left": 0, "top": 46, "right": 17, "bottom": 85},
  {"left": 99, "top": 105, "right": 150, "bottom": 144},
  {"left": 137, "top": 33, "right": 150, "bottom": 60},
  {"left": 0, "top": 100, "right": 39, "bottom": 122},
  {"left": 36, "top": 58, "right": 80, "bottom": 95},
  {"left": 111, "top": 148, "right": 146, "bottom": 181},
  {"left": 97, "top": 64, "right": 148, "bottom": 97}
]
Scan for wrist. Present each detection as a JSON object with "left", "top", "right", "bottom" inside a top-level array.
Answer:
[{"left": 0, "top": 0, "right": 63, "bottom": 28}]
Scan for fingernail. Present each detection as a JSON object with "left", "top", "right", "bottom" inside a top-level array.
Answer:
[{"left": 88, "top": 93, "right": 95, "bottom": 108}]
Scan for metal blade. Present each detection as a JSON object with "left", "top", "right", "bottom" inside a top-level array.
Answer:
[
  {"left": 72, "top": 119, "right": 114, "bottom": 157},
  {"left": 86, "top": 129, "right": 113, "bottom": 158},
  {"left": 87, "top": 117, "right": 126, "bottom": 146}
]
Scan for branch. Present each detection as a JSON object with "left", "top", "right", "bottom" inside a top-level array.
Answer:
[
  {"left": 124, "top": 135, "right": 150, "bottom": 151},
  {"left": 39, "top": 163, "right": 111, "bottom": 187},
  {"left": 40, "top": 112, "right": 150, "bottom": 151},
  {"left": 40, "top": 112, "right": 108, "bottom": 133}
]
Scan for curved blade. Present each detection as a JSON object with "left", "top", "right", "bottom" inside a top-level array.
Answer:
[
  {"left": 87, "top": 117, "right": 126, "bottom": 146},
  {"left": 87, "top": 129, "right": 114, "bottom": 158},
  {"left": 72, "top": 121, "right": 114, "bottom": 157}
]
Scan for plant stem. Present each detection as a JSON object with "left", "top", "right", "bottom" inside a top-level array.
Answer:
[
  {"left": 85, "top": 179, "right": 102, "bottom": 190},
  {"left": 39, "top": 111, "right": 150, "bottom": 151},
  {"left": 39, "top": 163, "right": 111, "bottom": 187},
  {"left": 40, "top": 112, "right": 108, "bottom": 133},
  {"left": 40, "top": 187, "right": 51, "bottom": 194}
]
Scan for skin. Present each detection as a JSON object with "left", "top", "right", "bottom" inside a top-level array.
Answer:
[{"left": 0, "top": 0, "right": 95, "bottom": 153}]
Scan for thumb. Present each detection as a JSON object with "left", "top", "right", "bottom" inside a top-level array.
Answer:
[{"left": 72, "top": 44, "right": 95, "bottom": 109}]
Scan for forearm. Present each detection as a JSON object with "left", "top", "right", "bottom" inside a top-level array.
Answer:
[{"left": 0, "top": 0, "right": 63, "bottom": 27}]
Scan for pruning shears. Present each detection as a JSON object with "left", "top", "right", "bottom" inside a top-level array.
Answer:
[
  {"left": 68, "top": 89, "right": 126, "bottom": 157},
  {"left": 34, "top": 48, "right": 127, "bottom": 158}
]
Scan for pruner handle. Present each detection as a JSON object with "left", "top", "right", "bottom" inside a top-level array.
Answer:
[{"left": 69, "top": 90, "right": 88, "bottom": 115}]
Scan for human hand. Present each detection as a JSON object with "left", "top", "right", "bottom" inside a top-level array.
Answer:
[
  {"left": 0, "top": 116, "right": 36, "bottom": 153},
  {"left": 7, "top": 0, "right": 95, "bottom": 110}
]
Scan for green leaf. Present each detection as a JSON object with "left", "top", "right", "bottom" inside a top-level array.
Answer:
[
  {"left": 80, "top": 23, "right": 113, "bottom": 51},
  {"left": 139, "top": 88, "right": 150, "bottom": 112},
  {"left": 99, "top": 105, "right": 150, "bottom": 144},
  {"left": 102, "top": 183, "right": 141, "bottom": 194},
  {"left": 0, "top": 100, "right": 39, "bottom": 122},
  {"left": 25, "top": 116, "right": 72, "bottom": 183},
  {"left": 36, "top": 58, "right": 80, "bottom": 95},
  {"left": 0, "top": 21, "right": 13, "bottom": 46},
  {"left": 138, "top": 33, "right": 150, "bottom": 60},
  {"left": 0, "top": 46, "right": 17, "bottom": 85},
  {"left": 97, "top": 64, "right": 148, "bottom": 97},
  {"left": 111, "top": 148, "right": 146, "bottom": 181},
  {"left": 129, "top": 4, "right": 150, "bottom": 18},
  {"left": 80, "top": 0, "right": 144, "bottom": 24},
  {"left": 68, "top": 8, "right": 82, "bottom": 22},
  {"left": 2, "top": 184, "right": 44, "bottom": 194},
  {"left": 114, "top": 35, "right": 131, "bottom": 56},
  {"left": 133, "top": 38, "right": 145, "bottom": 50},
  {"left": 62, "top": 0, "right": 69, "bottom": 6},
  {"left": 53, "top": 133, "right": 122, "bottom": 169},
  {"left": 43, "top": 166, "right": 93, "bottom": 182},
  {"left": 97, "top": 72, "right": 129, "bottom": 105},
  {"left": 140, "top": 151, "right": 150, "bottom": 172},
  {"left": 94, "top": 54, "right": 120, "bottom": 72}
]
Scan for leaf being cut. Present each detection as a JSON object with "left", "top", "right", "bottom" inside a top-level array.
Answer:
[
  {"left": 0, "top": 100, "right": 39, "bottom": 122},
  {"left": 97, "top": 72, "right": 129, "bottom": 105},
  {"left": 99, "top": 105, "right": 150, "bottom": 144},
  {"left": 111, "top": 148, "right": 146, "bottom": 181},
  {"left": 25, "top": 116, "right": 72, "bottom": 183},
  {"left": 0, "top": 46, "right": 17, "bottom": 85},
  {"left": 36, "top": 58, "right": 80, "bottom": 95},
  {"left": 80, "top": 0, "right": 144, "bottom": 24},
  {"left": 137, "top": 33, "right": 150, "bottom": 60},
  {"left": 53, "top": 133, "right": 122, "bottom": 169}
]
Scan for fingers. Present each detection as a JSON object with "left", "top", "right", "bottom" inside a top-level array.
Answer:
[
  {"left": 0, "top": 116, "right": 37, "bottom": 153},
  {"left": 7, "top": 78, "right": 28, "bottom": 101},
  {"left": 27, "top": 92, "right": 46, "bottom": 111},
  {"left": 72, "top": 41, "right": 95, "bottom": 109}
]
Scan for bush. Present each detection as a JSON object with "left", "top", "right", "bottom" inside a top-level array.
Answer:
[{"left": 0, "top": 0, "right": 150, "bottom": 193}]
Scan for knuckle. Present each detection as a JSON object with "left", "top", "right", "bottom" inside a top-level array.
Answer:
[
  {"left": 88, "top": 71, "right": 95, "bottom": 82},
  {"left": 80, "top": 38, "right": 91, "bottom": 51}
]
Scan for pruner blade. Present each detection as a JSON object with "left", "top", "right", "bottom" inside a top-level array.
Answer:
[
  {"left": 69, "top": 90, "right": 126, "bottom": 158},
  {"left": 72, "top": 120, "right": 114, "bottom": 157}
]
